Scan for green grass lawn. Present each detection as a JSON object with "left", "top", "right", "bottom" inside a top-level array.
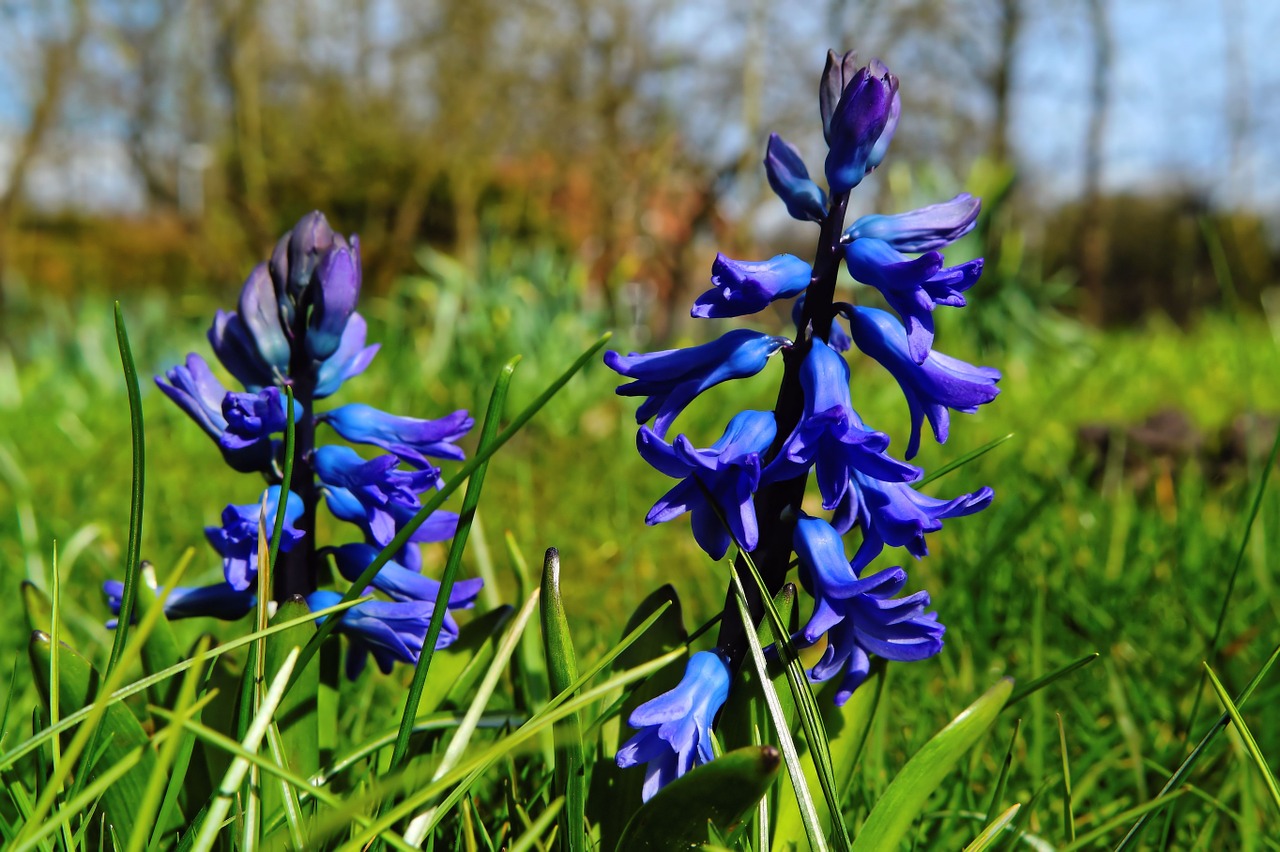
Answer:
[{"left": 1, "top": 280, "right": 1278, "bottom": 848}]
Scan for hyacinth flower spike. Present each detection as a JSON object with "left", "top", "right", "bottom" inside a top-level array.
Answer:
[
  {"left": 616, "top": 650, "right": 732, "bottom": 802},
  {"left": 847, "top": 306, "right": 1000, "bottom": 459},
  {"left": 637, "top": 410, "right": 776, "bottom": 560},
  {"left": 606, "top": 329, "right": 789, "bottom": 438}
]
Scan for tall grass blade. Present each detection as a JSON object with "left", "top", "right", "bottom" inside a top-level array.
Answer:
[
  {"left": 538, "top": 548, "right": 586, "bottom": 852},
  {"left": 1203, "top": 662, "right": 1280, "bottom": 815},
  {"left": 917, "top": 433, "right": 1014, "bottom": 486},
  {"left": 963, "top": 803, "right": 1021, "bottom": 852},
  {"left": 390, "top": 356, "right": 517, "bottom": 771},
  {"left": 1005, "top": 653, "right": 1098, "bottom": 707}
]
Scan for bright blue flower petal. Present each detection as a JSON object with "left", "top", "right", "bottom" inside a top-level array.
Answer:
[
  {"left": 845, "top": 194, "right": 981, "bottom": 252},
  {"left": 764, "top": 134, "right": 827, "bottom": 223},
  {"left": 205, "top": 486, "right": 304, "bottom": 590},
  {"left": 319, "top": 403, "right": 473, "bottom": 467},
  {"left": 103, "top": 580, "right": 255, "bottom": 627},
  {"left": 691, "top": 253, "right": 812, "bottom": 319}
]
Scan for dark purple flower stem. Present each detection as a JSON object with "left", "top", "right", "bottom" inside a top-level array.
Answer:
[
  {"left": 279, "top": 313, "right": 319, "bottom": 601},
  {"left": 716, "top": 190, "right": 851, "bottom": 670}
]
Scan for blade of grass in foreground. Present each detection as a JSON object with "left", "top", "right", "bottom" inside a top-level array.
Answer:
[
  {"left": 539, "top": 548, "right": 586, "bottom": 852},
  {"left": 1203, "top": 663, "right": 1280, "bottom": 815},
  {"left": 917, "top": 433, "right": 1014, "bottom": 486},
  {"left": 293, "top": 334, "right": 609, "bottom": 690},
  {"left": 389, "top": 356, "right": 517, "bottom": 771}
]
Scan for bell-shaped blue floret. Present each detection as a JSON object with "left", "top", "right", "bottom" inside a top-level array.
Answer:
[
  {"left": 329, "top": 542, "right": 483, "bottom": 609},
  {"left": 764, "top": 134, "right": 827, "bottom": 223},
  {"left": 306, "top": 590, "right": 458, "bottom": 679},
  {"left": 847, "top": 307, "right": 1000, "bottom": 458},
  {"left": 766, "top": 340, "right": 920, "bottom": 508},
  {"left": 691, "top": 253, "right": 812, "bottom": 319},
  {"left": 319, "top": 403, "right": 473, "bottom": 467},
  {"left": 616, "top": 650, "right": 732, "bottom": 801},
  {"left": 637, "top": 410, "right": 776, "bottom": 559},
  {"left": 103, "top": 580, "right": 255, "bottom": 627},
  {"left": 606, "top": 329, "right": 789, "bottom": 438},
  {"left": 306, "top": 237, "right": 362, "bottom": 361},
  {"left": 845, "top": 238, "right": 984, "bottom": 363},
  {"left": 205, "top": 486, "right": 305, "bottom": 590},
  {"left": 845, "top": 194, "right": 981, "bottom": 253}
]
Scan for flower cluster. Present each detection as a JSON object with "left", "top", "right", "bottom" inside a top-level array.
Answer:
[
  {"left": 104, "top": 212, "right": 482, "bottom": 676},
  {"left": 608, "top": 50, "right": 999, "bottom": 798}
]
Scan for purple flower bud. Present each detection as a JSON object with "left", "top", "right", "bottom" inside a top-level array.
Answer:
[
  {"left": 606, "top": 329, "right": 790, "bottom": 438},
  {"left": 847, "top": 307, "right": 1000, "bottom": 458},
  {"left": 819, "top": 49, "right": 861, "bottom": 143},
  {"left": 825, "top": 61, "right": 898, "bottom": 194},
  {"left": 319, "top": 403, "right": 473, "bottom": 468},
  {"left": 103, "top": 580, "right": 255, "bottom": 627},
  {"left": 236, "top": 263, "right": 291, "bottom": 371},
  {"left": 314, "top": 313, "right": 380, "bottom": 398},
  {"left": 616, "top": 650, "right": 731, "bottom": 801},
  {"left": 208, "top": 309, "right": 276, "bottom": 391},
  {"left": 306, "top": 238, "right": 362, "bottom": 361},
  {"left": 845, "top": 194, "right": 981, "bottom": 252},
  {"left": 638, "top": 410, "right": 775, "bottom": 559},
  {"left": 205, "top": 486, "right": 305, "bottom": 590},
  {"left": 864, "top": 62, "right": 900, "bottom": 173},
  {"left": 845, "top": 238, "right": 983, "bottom": 363},
  {"left": 691, "top": 253, "right": 812, "bottom": 319},
  {"left": 764, "top": 134, "right": 827, "bottom": 223},
  {"left": 271, "top": 211, "right": 337, "bottom": 306}
]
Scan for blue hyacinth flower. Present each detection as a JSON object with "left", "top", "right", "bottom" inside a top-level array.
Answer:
[
  {"left": 234, "top": 263, "right": 292, "bottom": 373},
  {"left": 319, "top": 403, "right": 473, "bottom": 467},
  {"left": 637, "top": 410, "right": 776, "bottom": 559},
  {"left": 616, "top": 650, "right": 732, "bottom": 801},
  {"left": 824, "top": 59, "right": 897, "bottom": 194},
  {"left": 155, "top": 354, "right": 273, "bottom": 473},
  {"left": 792, "top": 516, "right": 944, "bottom": 705},
  {"left": 845, "top": 238, "right": 984, "bottom": 363},
  {"left": 306, "top": 590, "right": 458, "bottom": 679},
  {"left": 834, "top": 470, "right": 994, "bottom": 571},
  {"left": 205, "top": 486, "right": 305, "bottom": 590},
  {"left": 103, "top": 580, "right": 256, "bottom": 627},
  {"left": 764, "top": 133, "right": 827, "bottom": 223},
  {"left": 329, "top": 542, "right": 483, "bottom": 609},
  {"left": 844, "top": 194, "right": 981, "bottom": 252},
  {"left": 691, "top": 253, "right": 812, "bottom": 319},
  {"left": 314, "top": 313, "right": 380, "bottom": 398},
  {"left": 847, "top": 307, "right": 1000, "bottom": 458},
  {"left": 218, "top": 386, "right": 297, "bottom": 458},
  {"left": 767, "top": 339, "right": 920, "bottom": 508},
  {"left": 607, "top": 329, "right": 789, "bottom": 438},
  {"left": 208, "top": 309, "right": 277, "bottom": 392},
  {"left": 314, "top": 445, "right": 439, "bottom": 542}
]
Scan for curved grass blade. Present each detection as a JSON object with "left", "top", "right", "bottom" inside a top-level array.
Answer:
[
  {"left": 105, "top": 301, "right": 146, "bottom": 680},
  {"left": 983, "top": 718, "right": 1020, "bottom": 823},
  {"left": 510, "top": 797, "right": 564, "bottom": 852},
  {"left": 390, "top": 355, "right": 517, "bottom": 771},
  {"left": 1060, "top": 788, "right": 1188, "bottom": 851},
  {"left": 539, "top": 548, "right": 585, "bottom": 852},
  {"left": 294, "top": 334, "right": 610, "bottom": 691},
  {"left": 851, "top": 678, "right": 1013, "bottom": 851},
  {"left": 617, "top": 745, "right": 782, "bottom": 850}
]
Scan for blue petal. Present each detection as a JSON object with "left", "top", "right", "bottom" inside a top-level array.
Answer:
[{"left": 763, "top": 134, "right": 827, "bottom": 223}]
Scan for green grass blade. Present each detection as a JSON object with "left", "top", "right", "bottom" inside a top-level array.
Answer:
[
  {"left": 12, "top": 743, "right": 145, "bottom": 852},
  {"left": 1203, "top": 662, "right": 1280, "bottom": 815},
  {"left": 983, "top": 718, "right": 1021, "bottom": 821},
  {"left": 851, "top": 678, "right": 1013, "bottom": 852},
  {"left": 1115, "top": 643, "right": 1280, "bottom": 849},
  {"left": 0, "top": 595, "right": 365, "bottom": 776},
  {"left": 509, "top": 797, "right": 564, "bottom": 852},
  {"left": 539, "top": 548, "right": 585, "bottom": 852},
  {"left": 1057, "top": 714, "right": 1075, "bottom": 842},
  {"left": 917, "top": 433, "right": 1014, "bottom": 486},
  {"left": 264, "top": 721, "right": 307, "bottom": 849},
  {"left": 962, "top": 803, "right": 1021, "bottom": 852},
  {"left": 730, "top": 568, "right": 828, "bottom": 852},
  {"left": 1060, "top": 788, "right": 1188, "bottom": 851},
  {"left": 1005, "top": 653, "right": 1099, "bottom": 707},
  {"left": 293, "top": 334, "right": 609, "bottom": 690},
  {"left": 105, "top": 302, "right": 146, "bottom": 681},
  {"left": 190, "top": 647, "right": 299, "bottom": 852},
  {"left": 390, "top": 355, "right": 516, "bottom": 771},
  {"left": 263, "top": 597, "right": 319, "bottom": 813}
]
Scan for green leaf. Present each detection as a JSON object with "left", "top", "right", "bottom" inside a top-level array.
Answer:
[
  {"left": 131, "top": 576, "right": 184, "bottom": 706},
  {"left": 27, "top": 631, "right": 159, "bottom": 842},
  {"left": 616, "top": 745, "right": 782, "bottom": 850},
  {"left": 540, "top": 547, "right": 586, "bottom": 852},
  {"left": 851, "top": 677, "right": 1013, "bottom": 851},
  {"left": 20, "top": 581, "right": 52, "bottom": 636}
]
